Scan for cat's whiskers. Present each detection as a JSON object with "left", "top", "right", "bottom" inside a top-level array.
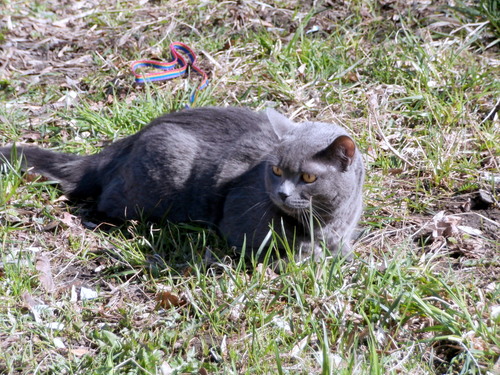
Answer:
[
  {"left": 310, "top": 203, "right": 329, "bottom": 227},
  {"left": 300, "top": 210, "right": 311, "bottom": 229},
  {"left": 256, "top": 200, "right": 277, "bottom": 238},
  {"left": 312, "top": 205, "right": 331, "bottom": 219},
  {"left": 311, "top": 207, "right": 327, "bottom": 227},
  {"left": 239, "top": 199, "right": 272, "bottom": 219},
  {"left": 296, "top": 203, "right": 325, "bottom": 231}
]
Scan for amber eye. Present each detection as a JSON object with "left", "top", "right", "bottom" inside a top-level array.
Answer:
[
  {"left": 272, "top": 166, "right": 283, "bottom": 176},
  {"left": 302, "top": 173, "right": 317, "bottom": 183}
]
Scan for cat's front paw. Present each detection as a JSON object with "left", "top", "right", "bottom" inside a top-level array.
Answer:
[
  {"left": 294, "top": 240, "right": 353, "bottom": 264},
  {"left": 294, "top": 242, "right": 325, "bottom": 264}
]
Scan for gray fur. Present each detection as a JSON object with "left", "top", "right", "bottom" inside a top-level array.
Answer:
[{"left": 0, "top": 107, "right": 364, "bottom": 260}]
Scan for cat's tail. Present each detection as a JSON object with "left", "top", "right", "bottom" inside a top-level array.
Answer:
[{"left": 0, "top": 145, "right": 101, "bottom": 199}]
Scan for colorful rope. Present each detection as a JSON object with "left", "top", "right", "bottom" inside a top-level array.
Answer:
[{"left": 130, "top": 42, "right": 209, "bottom": 103}]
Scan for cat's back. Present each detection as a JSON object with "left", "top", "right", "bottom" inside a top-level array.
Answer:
[
  {"left": 142, "top": 107, "right": 269, "bottom": 142},
  {"left": 127, "top": 107, "right": 277, "bottom": 184}
]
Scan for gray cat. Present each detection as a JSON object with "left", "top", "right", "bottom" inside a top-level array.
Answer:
[{"left": 0, "top": 107, "right": 364, "bottom": 260}]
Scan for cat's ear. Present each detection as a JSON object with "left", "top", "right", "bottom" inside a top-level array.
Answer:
[
  {"left": 266, "top": 108, "right": 296, "bottom": 139},
  {"left": 317, "top": 135, "right": 357, "bottom": 171}
]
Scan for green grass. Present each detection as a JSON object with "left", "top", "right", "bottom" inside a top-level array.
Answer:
[{"left": 1, "top": 0, "right": 499, "bottom": 374}]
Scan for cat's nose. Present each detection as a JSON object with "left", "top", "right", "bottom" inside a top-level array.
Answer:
[
  {"left": 278, "top": 192, "right": 289, "bottom": 201},
  {"left": 278, "top": 181, "right": 293, "bottom": 201}
]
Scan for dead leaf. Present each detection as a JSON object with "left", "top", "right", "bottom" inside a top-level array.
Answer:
[
  {"left": 457, "top": 225, "right": 482, "bottom": 236},
  {"left": 54, "top": 195, "right": 69, "bottom": 203},
  {"left": 22, "top": 292, "right": 39, "bottom": 309},
  {"left": 346, "top": 71, "right": 359, "bottom": 82},
  {"left": 20, "top": 131, "right": 42, "bottom": 142},
  {"left": 59, "top": 212, "right": 77, "bottom": 227},
  {"left": 297, "top": 63, "right": 306, "bottom": 77},
  {"left": 160, "top": 362, "right": 173, "bottom": 375},
  {"left": 272, "top": 316, "right": 292, "bottom": 334},
  {"left": 80, "top": 287, "right": 98, "bottom": 300},
  {"left": 22, "top": 292, "right": 52, "bottom": 323},
  {"left": 183, "top": 266, "right": 193, "bottom": 277},
  {"left": 450, "top": 238, "right": 486, "bottom": 258},
  {"left": 290, "top": 334, "right": 312, "bottom": 358},
  {"left": 24, "top": 172, "right": 48, "bottom": 183},
  {"left": 429, "top": 211, "right": 461, "bottom": 238},
  {"left": 53, "top": 337, "right": 66, "bottom": 349},
  {"left": 255, "top": 263, "right": 279, "bottom": 281},
  {"left": 228, "top": 299, "right": 245, "bottom": 322},
  {"left": 156, "top": 291, "right": 186, "bottom": 309},
  {"left": 69, "top": 347, "right": 91, "bottom": 357},
  {"left": 42, "top": 220, "right": 59, "bottom": 231},
  {"left": 35, "top": 253, "right": 55, "bottom": 293},
  {"left": 45, "top": 322, "right": 65, "bottom": 330},
  {"left": 52, "top": 10, "right": 96, "bottom": 28}
]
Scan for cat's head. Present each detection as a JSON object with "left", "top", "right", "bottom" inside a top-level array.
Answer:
[{"left": 264, "top": 108, "right": 361, "bottom": 220}]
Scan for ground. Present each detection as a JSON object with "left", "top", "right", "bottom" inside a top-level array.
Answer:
[{"left": 0, "top": 0, "right": 499, "bottom": 374}]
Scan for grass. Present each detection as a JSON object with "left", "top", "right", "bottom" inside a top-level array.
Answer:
[{"left": 1, "top": 0, "right": 499, "bottom": 374}]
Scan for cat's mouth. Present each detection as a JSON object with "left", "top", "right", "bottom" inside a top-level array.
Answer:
[{"left": 271, "top": 195, "right": 311, "bottom": 216}]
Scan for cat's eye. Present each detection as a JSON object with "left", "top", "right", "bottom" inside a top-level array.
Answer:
[
  {"left": 272, "top": 166, "right": 283, "bottom": 176},
  {"left": 302, "top": 173, "right": 317, "bottom": 183}
]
